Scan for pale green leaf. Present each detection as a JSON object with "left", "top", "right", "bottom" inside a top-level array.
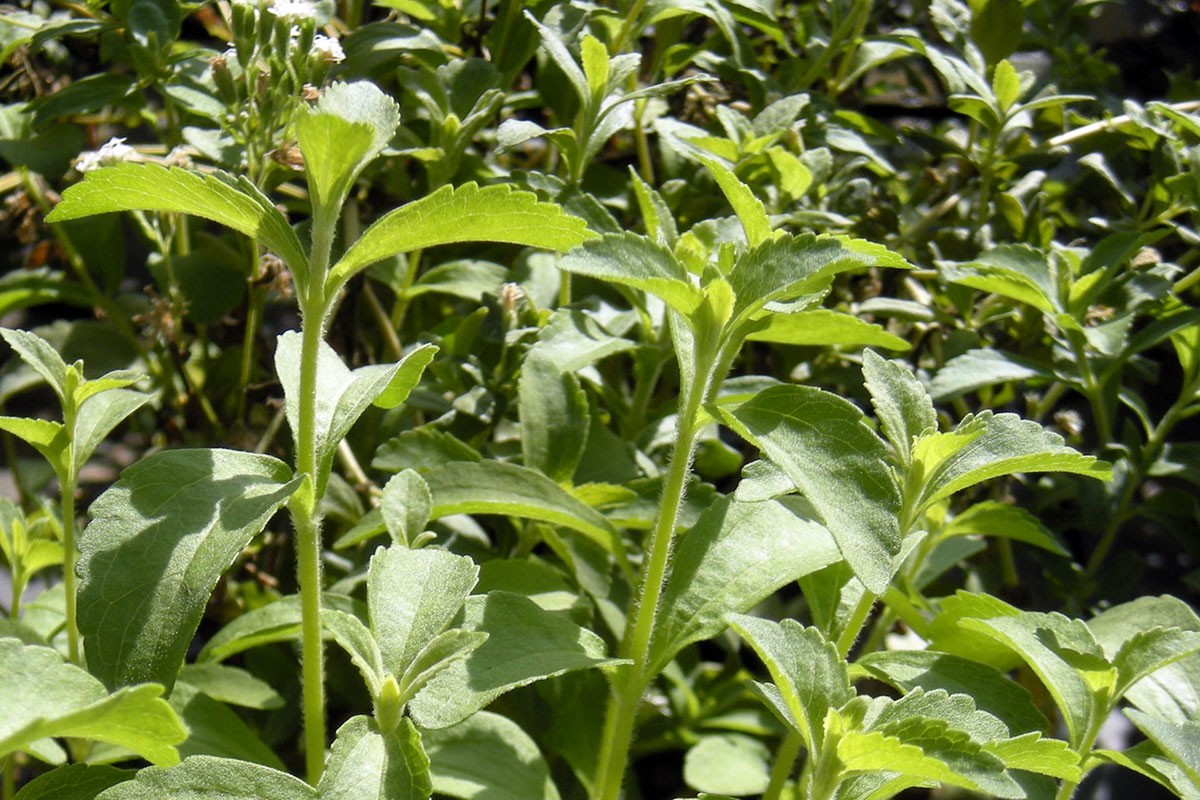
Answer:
[
  {"left": 410, "top": 591, "right": 621, "bottom": 729},
  {"left": 683, "top": 734, "right": 770, "bottom": 796},
  {"left": 981, "top": 732, "right": 1081, "bottom": 781},
  {"left": 423, "top": 460, "right": 623, "bottom": 557},
  {"left": 10, "top": 763, "right": 129, "bottom": 800},
  {"left": 929, "top": 348, "right": 1052, "bottom": 401},
  {"left": 276, "top": 333, "right": 436, "bottom": 492},
  {"left": 175, "top": 663, "right": 284, "bottom": 710},
  {"left": 396, "top": 629, "right": 488, "bottom": 707},
  {"left": 836, "top": 729, "right": 986, "bottom": 792},
  {"left": 519, "top": 353, "right": 590, "bottom": 484},
  {"left": 651, "top": 496, "right": 841, "bottom": 674},
  {"left": 72, "top": 388, "right": 150, "bottom": 474},
  {"left": 721, "top": 385, "right": 902, "bottom": 594},
  {"left": 73, "top": 370, "right": 145, "bottom": 407},
  {"left": 580, "top": 34, "right": 609, "bottom": 100},
  {"left": 196, "top": 593, "right": 365, "bottom": 663},
  {"left": 167, "top": 682, "right": 285, "bottom": 770},
  {"left": 318, "top": 716, "right": 432, "bottom": 800},
  {"left": 940, "top": 245, "right": 1058, "bottom": 314},
  {"left": 858, "top": 650, "right": 1048, "bottom": 735},
  {"left": 862, "top": 349, "right": 937, "bottom": 466},
  {"left": 629, "top": 168, "right": 677, "bottom": 247},
  {"left": 96, "top": 756, "right": 316, "bottom": 800},
  {"left": 1095, "top": 740, "right": 1200, "bottom": 799},
  {"left": 925, "top": 591, "right": 1023, "bottom": 671},
  {"left": 523, "top": 11, "right": 589, "bottom": 104},
  {"left": 330, "top": 184, "right": 593, "bottom": 291},
  {"left": 1112, "top": 627, "right": 1200, "bottom": 700},
  {"left": 557, "top": 232, "right": 704, "bottom": 316},
  {"left": 78, "top": 449, "right": 301, "bottom": 690},
  {"left": 0, "top": 638, "right": 184, "bottom": 766},
  {"left": 295, "top": 81, "right": 399, "bottom": 215},
  {"left": 746, "top": 309, "right": 910, "bottom": 351},
  {"left": 727, "top": 234, "right": 911, "bottom": 328},
  {"left": 1089, "top": 595, "right": 1200, "bottom": 723},
  {"left": 323, "top": 608, "right": 386, "bottom": 697},
  {"left": 44, "top": 164, "right": 309, "bottom": 283},
  {"left": 372, "top": 428, "right": 481, "bottom": 474},
  {"left": 727, "top": 616, "right": 851, "bottom": 752},
  {"left": 942, "top": 500, "right": 1068, "bottom": 555},
  {"left": 380, "top": 470, "right": 434, "bottom": 548},
  {"left": 959, "top": 612, "right": 1105, "bottom": 746},
  {"left": 1125, "top": 708, "right": 1200, "bottom": 787},
  {"left": 992, "top": 59, "right": 1021, "bottom": 111},
  {"left": 914, "top": 412, "right": 1110, "bottom": 514},
  {"left": 368, "top": 546, "right": 478, "bottom": 678},
  {"left": 0, "top": 327, "right": 68, "bottom": 401},
  {"left": 422, "top": 711, "right": 562, "bottom": 800},
  {"left": 0, "top": 416, "right": 66, "bottom": 475},
  {"left": 702, "top": 158, "right": 772, "bottom": 248}
]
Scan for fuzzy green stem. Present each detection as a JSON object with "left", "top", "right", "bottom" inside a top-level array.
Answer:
[
  {"left": 295, "top": 310, "right": 327, "bottom": 784},
  {"left": 62, "top": 474, "right": 80, "bottom": 665},
  {"left": 763, "top": 732, "right": 803, "bottom": 800},
  {"left": 593, "top": 361, "right": 710, "bottom": 800}
]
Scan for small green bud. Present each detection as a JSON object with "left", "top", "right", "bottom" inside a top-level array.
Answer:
[{"left": 373, "top": 674, "right": 403, "bottom": 733}]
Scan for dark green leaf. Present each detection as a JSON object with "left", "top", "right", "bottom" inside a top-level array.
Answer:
[{"left": 422, "top": 711, "right": 562, "bottom": 800}]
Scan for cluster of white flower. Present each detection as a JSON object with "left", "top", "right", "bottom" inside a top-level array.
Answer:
[
  {"left": 312, "top": 34, "right": 344, "bottom": 63},
  {"left": 267, "top": 0, "right": 317, "bottom": 20},
  {"left": 75, "top": 137, "right": 140, "bottom": 173}
]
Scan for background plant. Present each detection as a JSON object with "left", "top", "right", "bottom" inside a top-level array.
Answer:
[{"left": 2, "top": 0, "right": 1200, "bottom": 799}]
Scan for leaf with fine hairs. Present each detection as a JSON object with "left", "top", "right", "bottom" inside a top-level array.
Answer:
[
  {"left": 422, "top": 711, "right": 562, "bottom": 800},
  {"left": 78, "top": 449, "right": 301, "bottom": 691},
  {"left": 96, "top": 756, "right": 316, "bottom": 800},
  {"left": 319, "top": 716, "right": 432, "bottom": 800}
]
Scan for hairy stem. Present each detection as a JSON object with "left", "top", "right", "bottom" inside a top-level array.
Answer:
[
  {"left": 62, "top": 474, "right": 79, "bottom": 665},
  {"left": 763, "top": 732, "right": 803, "bottom": 800}
]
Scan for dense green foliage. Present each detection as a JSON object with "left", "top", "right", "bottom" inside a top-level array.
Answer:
[{"left": 2, "top": 0, "right": 1200, "bottom": 798}]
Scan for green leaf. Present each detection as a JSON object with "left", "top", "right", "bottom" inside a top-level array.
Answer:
[
  {"left": 929, "top": 349, "right": 1052, "bottom": 401},
  {"left": 380, "top": 470, "right": 434, "bottom": 548},
  {"left": 1112, "top": 627, "right": 1200, "bottom": 700},
  {"left": 580, "top": 34, "right": 609, "bottom": 101},
  {"left": 167, "top": 682, "right": 285, "bottom": 770},
  {"left": 727, "top": 616, "right": 852, "bottom": 751},
  {"left": 78, "top": 449, "right": 301, "bottom": 690},
  {"left": 372, "top": 428, "right": 482, "bottom": 474},
  {"left": 857, "top": 650, "right": 1049, "bottom": 735},
  {"left": 330, "top": 184, "right": 593, "bottom": 291},
  {"left": 276, "top": 333, "right": 436, "bottom": 492},
  {"left": 395, "top": 629, "right": 488, "bottom": 708},
  {"left": 836, "top": 728, "right": 981, "bottom": 792},
  {"left": 721, "top": 385, "right": 902, "bottom": 594},
  {"left": 925, "top": 591, "right": 1023, "bottom": 671},
  {"left": 295, "top": 81, "right": 399, "bottom": 216},
  {"left": 628, "top": 168, "right": 678, "bottom": 247},
  {"left": 942, "top": 501, "right": 1068, "bottom": 556},
  {"left": 176, "top": 663, "right": 284, "bottom": 710},
  {"left": 11, "top": 763, "right": 130, "bottom": 800},
  {"left": 96, "top": 756, "right": 316, "bottom": 800},
  {"left": 970, "top": 0, "right": 1024, "bottom": 65},
  {"left": 941, "top": 245, "right": 1058, "bottom": 314},
  {"left": 1095, "top": 740, "right": 1200, "bottom": 799},
  {"left": 959, "top": 611, "right": 1107, "bottom": 746},
  {"left": 981, "top": 733, "right": 1081, "bottom": 781},
  {"left": 683, "top": 734, "right": 770, "bottom": 796},
  {"left": 1089, "top": 595, "right": 1200, "bottom": 723},
  {"left": 44, "top": 164, "right": 309, "bottom": 285},
  {"left": 1124, "top": 708, "right": 1200, "bottom": 788},
  {"left": 1, "top": 327, "right": 69, "bottom": 401},
  {"left": 913, "top": 412, "right": 1111, "bottom": 515},
  {"left": 746, "top": 309, "right": 910, "bottom": 351},
  {"left": 557, "top": 232, "right": 704, "bottom": 316},
  {"left": 323, "top": 608, "right": 386, "bottom": 697},
  {"left": 862, "top": 349, "right": 937, "bottom": 466},
  {"left": 0, "top": 416, "right": 67, "bottom": 476},
  {"left": 196, "top": 593, "right": 365, "bottom": 663},
  {"left": 423, "top": 460, "right": 623, "bottom": 557},
  {"left": 410, "top": 591, "right": 622, "bottom": 729},
  {"left": 651, "top": 496, "right": 841, "bottom": 674},
  {"left": 422, "top": 711, "right": 562, "bottom": 800},
  {"left": 519, "top": 353, "right": 590, "bottom": 484},
  {"left": 318, "top": 716, "right": 432, "bottom": 800},
  {"left": 368, "top": 546, "right": 478, "bottom": 678},
  {"left": 72, "top": 388, "right": 150, "bottom": 474},
  {"left": 702, "top": 158, "right": 772, "bottom": 248},
  {"left": 727, "top": 234, "right": 910, "bottom": 329},
  {"left": 0, "top": 638, "right": 184, "bottom": 765},
  {"left": 991, "top": 59, "right": 1022, "bottom": 112},
  {"left": 523, "top": 10, "right": 589, "bottom": 104}
]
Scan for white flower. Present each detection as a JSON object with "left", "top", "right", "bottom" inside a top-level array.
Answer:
[
  {"left": 75, "top": 137, "right": 140, "bottom": 173},
  {"left": 312, "top": 34, "right": 344, "bottom": 63},
  {"left": 267, "top": 0, "right": 317, "bottom": 20}
]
